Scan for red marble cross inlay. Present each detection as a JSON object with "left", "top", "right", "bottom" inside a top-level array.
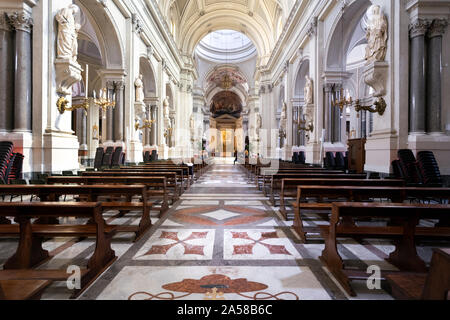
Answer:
[
  {"left": 231, "top": 231, "right": 292, "bottom": 256},
  {"left": 142, "top": 231, "right": 209, "bottom": 256}
]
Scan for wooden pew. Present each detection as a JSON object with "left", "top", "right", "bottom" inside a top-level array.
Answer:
[
  {"left": 291, "top": 185, "right": 450, "bottom": 242},
  {"left": 0, "top": 202, "right": 117, "bottom": 299},
  {"left": 257, "top": 168, "right": 345, "bottom": 189},
  {"left": 267, "top": 173, "right": 367, "bottom": 205},
  {"left": 319, "top": 202, "right": 450, "bottom": 297},
  {"left": 77, "top": 173, "right": 176, "bottom": 204},
  {"left": 0, "top": 184, "right": 154, "bottom": 241},
  {"left": 106, "top": 168, "right": 187, "bottom": 191},
  {"left": 114, "top": 166, "right": 190, "bottom": 190},
  {"left": 0, "top": 279, "right": 52, "bottom": 300},
  {"left": 279, "top": 178, "right": 405, "bottom": 218},
  {"left": 386, "top": 248, "right": 450, "bottom": 300}
]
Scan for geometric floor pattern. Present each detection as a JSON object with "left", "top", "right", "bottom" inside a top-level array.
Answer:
[{"left": 1, "top": 163, "right": 446, "bottom": 300}]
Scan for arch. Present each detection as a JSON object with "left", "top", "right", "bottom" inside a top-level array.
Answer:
[
  {"left": 324, "top": 0, "right": 371, "bottom": 71},
  {"left": 76, "top": 0, "right": 124, "bottom": 69},
  {"left": 165, "top": 82, "right": 176, "bottom": 112},
  {"left": 294, "top": 59, "right": 310, "bottom": 98},
  {"left": 139, "top": 56, "right": 157, "bottom": 98}
]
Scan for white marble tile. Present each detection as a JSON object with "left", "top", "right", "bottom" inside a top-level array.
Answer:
[
  {"left": 223, "top": 229, "right": 302, "bottom": 260},
  {"left": 134, "top": 229, "right": 216, "bottom": 260},
  {"left": 97, "top": 266, "right": 331, "bottom": 300}
]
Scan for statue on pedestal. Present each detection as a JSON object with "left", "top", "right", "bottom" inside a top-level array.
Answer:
[
  {"left": 304, "top": 75, "right": 314, "bottom": 105},
  {"left": 134, "top": 74, "right": 144, "bottom": 102},
  {"left": 56, "top": 5, "right": 81, "bottom": 63},
  {"left": 365, "top": 5, "right": 388, "bottom": 63}
]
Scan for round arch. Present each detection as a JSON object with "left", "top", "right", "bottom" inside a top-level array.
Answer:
[
  {"left": 324, "top": 0, "right": 372, "bottom": 71},
  {"left": 139, "top": 56, "right": 157, "bottom": 98},
  {"left": 76, "top": 0, "right": 124, "bottom": 69}
]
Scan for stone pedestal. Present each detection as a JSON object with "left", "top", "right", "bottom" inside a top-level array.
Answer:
[
  {"left": 42, "top": 132, "right": 80, "bottom": 173},
  {"left": 54, "top": 58, "right": 83, "bottom": 97},
  {"left": 305, "top": 142, "right": 322, "bottom": 165},
  {"left": 128, "top": 140, "right": 144, "bottom": 164},
  {"left": 407, "top": 133, "right": 450, "bottom": 175},
  {"left": 158, "top": 144, "right": 169, "bottom": 160},
  {"left": 363, "top": 61, "right": 389, "bottom": 98}
]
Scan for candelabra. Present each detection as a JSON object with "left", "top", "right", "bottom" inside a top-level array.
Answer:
[{"left": 332, "top": 87, "right": 353, "bottom": 112}]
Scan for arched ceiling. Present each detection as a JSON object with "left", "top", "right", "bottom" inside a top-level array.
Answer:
[{"left": 158, "top": 0, "right": 296, "bottom": 63}]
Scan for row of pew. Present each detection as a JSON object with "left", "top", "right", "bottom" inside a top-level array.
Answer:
[
  {"left": 241, "top": 158, "right": 450, "bottom": 300},
  {"left": 0, "top": 158, "right": 210, "bottom": 300}
]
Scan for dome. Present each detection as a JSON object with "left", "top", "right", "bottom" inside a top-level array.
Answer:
[{"left": 196, "top": 30, "right": 257, "bottom": 63}]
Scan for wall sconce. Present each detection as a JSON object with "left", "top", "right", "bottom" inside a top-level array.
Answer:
[
  {"left": 135, "top": 119, "right": 155, "bottom": 131},
  {"left": 57, "top": 97, "right": 89, "bottom": 115},
  {"left": 57, "top": 88, "right": 115, "bottom": 116},
  {"left": 353, "top": 97, "right": 387, "bottom": 116},
  {"left": 296, "top": 119, "right": 314, "bottom": 133}
]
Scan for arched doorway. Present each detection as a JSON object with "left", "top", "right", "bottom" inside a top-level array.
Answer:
[{"left": 209, "top": 91, "right": 244, "bottom": 158}]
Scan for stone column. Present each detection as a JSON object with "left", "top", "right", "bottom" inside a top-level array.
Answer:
[
  {"left": 0, "top": 13, "right": 14, "bottom": 132},
  {"left": 332, "top": 84, "right": 342, "bottom": 143},
  {"left": 409, "top": 19, "right": 429, "bottom": 134},
  {"left": 75, "top": 108, "right": 87, "bottom": 151},
  {"left": 323, "top": 84, "right": 333, "bottom": 142},
  {"left": 427, "top": 19, "right": 448, "bottom": 133},
  {"left": 292, "top": 105, "right": 298, "bottom": 146},
  {"left": 106, "top": 81, "right": 114, "bottom": 142},
  {"left": 150, "top": 105, "right": 157, "bottom": 146},
  {"left": 8, "top": 11, "right": 33, "bottom": 132},
  {"left": 114, "top": 81, "right": 124, "bottom": 142}
]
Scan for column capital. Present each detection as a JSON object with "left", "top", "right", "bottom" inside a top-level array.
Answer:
[
  {"left": 428, "top": 19, "right": 448, "bottom": 38},
  {"left": 409, "top": 18, "right": 430, "bottom": 38},
  {"left": 6, "top": 11, "right": 33, "bottom": 33},
  {"left": 0, "top": 12, "right": 12, "bottom": 31},
  {"left": 106, "top": 81, "right": 115, "bottom": 90},
  {"left": 114, "top": 80, "right": 125, "bottom": 91}
]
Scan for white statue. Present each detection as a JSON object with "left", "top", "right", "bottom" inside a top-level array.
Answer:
[
  {"left": 56, "top": 5, "right": 81, "bottom": 63},
  {"left": 256, "top": 113, "right": 262, "bottom": 130},
  {"left": 280, "top": 103, "right": 287, "bottom": 131},
  {"left": 304, "top": 75, "right": 313, "bottom": 105},
  {"left": 163, "top": 97, "right": 170, "bottom": 119},
  {"left": 365, "top": 5, "right": 388, "bottom": 63},
  {"left": 190, "top": 114, "right": 195, "bottom": 137},
  {"left": 134, "top": 74, "right": 144, "bottom": 102}
]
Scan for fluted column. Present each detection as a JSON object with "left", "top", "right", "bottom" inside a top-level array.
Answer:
[
  {"left": 409, "top": 19, "right": 429, "bottom": 134},
  {"left": 106, "top": 81, "right": 114, "bottom": 142},
  {"left": 8, "top": 11, "right": 33, "bottom": 132},
  {"left": 0, "top": 13, "right": 14, "bottom": 132},
  {"left": 113, "top": 81, "right": 124, "bottom": 142},
  {"left": 332, "top": 84, "right": 342, "bottom": 143},
  {"left": 427, "top": 19, "right": 448, "bottom": 133}
]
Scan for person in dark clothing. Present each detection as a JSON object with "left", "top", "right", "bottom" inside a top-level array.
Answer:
[{"left": 234, "top": 150, "right": 238, "bottom": 165}]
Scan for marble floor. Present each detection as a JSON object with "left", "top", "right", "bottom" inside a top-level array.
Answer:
[{"left": 0, "top": 164, "right": 447, "bottom": 300}]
